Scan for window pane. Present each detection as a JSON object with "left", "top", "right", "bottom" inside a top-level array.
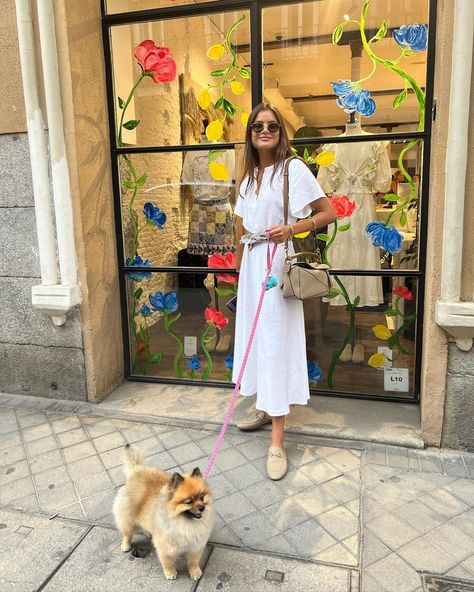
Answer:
[
  {"left": 106, "top": 0, "right": 221, "bottom": 14},
  {"left": 262, "top": 1, "right": 429, "bottom": 136},
  {"left": 306, "top": 275, "right": 418, "bottom": 398},
  {"left": 120, "top": 149, "right": 239, "bottom": 267},
  {"left": 110, "top": 11, "right": 251, "bottom": 148}
]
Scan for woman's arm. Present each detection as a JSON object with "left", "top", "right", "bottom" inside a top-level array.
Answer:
[
  {"left": 235, "top": 215, "right": 245, "bottom": 272},
  {"left": 268, "top": 196, "right": 337, "bottom": 244}
]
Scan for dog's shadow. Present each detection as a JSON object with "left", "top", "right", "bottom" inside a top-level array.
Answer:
[{"left": 128, "top": 532, "right": 152, "bottom": 559}]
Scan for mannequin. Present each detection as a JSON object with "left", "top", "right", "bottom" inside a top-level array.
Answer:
[
  {"left": 317, "top": 114, "right": 391, "bottom": 363},
  {"left": 181, "top": 121, "right": 236, "bottom": 256}
]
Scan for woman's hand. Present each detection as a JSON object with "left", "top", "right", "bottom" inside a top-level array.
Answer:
[{"left": 267, "top": 225, "right": 291, "bottom": 245}]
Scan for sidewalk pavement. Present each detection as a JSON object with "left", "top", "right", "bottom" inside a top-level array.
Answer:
[{"left": 0, "top": 392, "right": 473, "bottom": 592}]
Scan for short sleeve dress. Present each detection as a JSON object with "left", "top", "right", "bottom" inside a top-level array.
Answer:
[{"left": 232, "top": 159, "right": 326, "bottom": 416}]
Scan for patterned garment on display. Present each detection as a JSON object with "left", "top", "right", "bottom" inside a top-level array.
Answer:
[
  {"left": 317, "top": 140, "right": 391, "bottom": 307},
  {"left": 182, "top": 150, "right": 236, "bottom": 255}
]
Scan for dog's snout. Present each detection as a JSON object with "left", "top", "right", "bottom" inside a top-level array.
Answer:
[{"left": 198, "top": 505, "right": 205, "bottom": 512}]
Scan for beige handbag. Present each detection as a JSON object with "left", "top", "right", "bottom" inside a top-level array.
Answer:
[{"left": 281, "top": 157, "right": 332, "bottom": 301}]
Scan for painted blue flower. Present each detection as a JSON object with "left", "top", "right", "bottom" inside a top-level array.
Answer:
[
  {"left": 224, "top": 353, "right": 234, "bottom": 370},
  {"left": 263, "top": 275, "right": 278, "bottom": 291},
  {"left": 365, "top": 222, "right": 403, "bottom": 254},
  {"left": 144, "top": 202, "right": 167, "bottom": 229},
  {"left": 125, "top": 255, "right": 152, "bottom": 281},
  {"left": 188, "top": 354, "right": 201, "bottom": 370},
  {"left": 331, "top": 81, "right": 376, "bottom": 117},
  {"left": 307, "top": 360, "right": 323, "bottom": 383},
  {"left": 394, "top": 24, "right": 428, "bottom": 52},
  {"left": 139, "top": 304, "right": 152, "bottom": 316},
  {"left": 149, "top": 290, "right": 179, "bottom": 313}
]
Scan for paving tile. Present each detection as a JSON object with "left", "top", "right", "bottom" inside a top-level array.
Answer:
[
  {"left": 63, "top": 441, "right": 96, "bottom": 464},
  {"left": 211, "top": 524, "right": 243, "bottom": 546},
  {"left": 179, "top": 457, "right": 210, "bottom": 475},
  {"left": 168, "top": 441, "right": 206, "bottom": 465},
  {"left": 213, "top": 447, "right": 248, "bottom": 472},
  {"left": 13, "top": 493, "right": 40, "bottom": 513},
  {"left": 325, "top": 450, "right": 361, "bottom": 473},
  {"left": 0, "top": 442, "right": 26, "bottom": 467},
  {"left": 367, "top": 482, "right": 415, "bottom": 511},
  {"left": 362, "top": 573, "right": 389, "bottom": 592},
  {"left": 419, "top": 456, "right": 443, "bottom": 474},
  {"left": 57, "top": 427, "right": 89, "bottom": 448},
  {"left": 310, "top": 444, "right": 341, "bottom": 459},
  {"left": 107, "top": 466, "right": 126, "bottom": 488},
  {"left": 229, "top": 510, "right": 280, "bottom": 546},
  {"left": 67, "top": 455, "right": 104, "bottom": 481},
  {"left": 214, "top": 491, "right": 257, "bottom": 523},
  {"left": 129, "top": 436, "right": 163, "bottom": 457},
  {"left": 419, "top": 488, "right": 470, "bottom": 519},
  {"left": 158, "top": 429, "right": 192, "bottom": 450},
  {"left": 22, "top": 423, "right": 53, "bottom": 442},
  {"left": 57, "top": 501, "right": 87, "bottom": 520},
  {"left": 84, "top": 420, "right": 117, "bottom": 439},
  {"left": 396, "top": 471, "right": 438, "bottom": 497},
  {"left": 450, "top": 509, "right": 474, "bottom": 538},
  {"left": 346, "top": 498, "right": 360, "bottom": 517},
  {"left": 397, "top": 534, "right": 458, "bottom": 572},
  {"left": 0, "top": 475, "right": 35, "bottom": 504},
  {"left": 367, "top": 512, "right": 419, "bottom": 550},
  {"left": 442, "top": 458, "right": 469, "bottom": 478},
  {"left": 446, "top": 564, "right": 474, "bottom": 580},
  {"left": 300, "top": 459, "right": 343, "bottom": 485},
  {"left": 25, "top": 434, "right": 59, "bottom": 456},
  {"left": 263, "top": 497, "right": 311, "bottom": 531},
  {"left": 276, "top": 469, "right": 315, "bottom": 496},
  {"left": 424, "top": 522, "right": 474, "bottom": 563},
  {"left": 319, "top": 474, "right": 360, "bottom": 505},
  {"left": 365, "top": 553, "right": 421, "bottom": 592},
  {"left": 314, "top": 543, "right": 358, "bottom": 566},
  {"left": 362, "top": 530, "right": 392, "bottom": 567},
  {"left": 293, "top": 486, "right": 339, "bottom": 516},
  {"left": 286, "top": 443, "right": 318, "bottom": 468},
  {"left": 285, "top": 519, "right": 337, "bottom": 557},
  {"left": 443, "top": 478, "right": 474, "bottom": 506},
  {"left": 0, "top": 430, "right": 22, "bottom": 450},
  {"left": 120, "top": 423, "right": 154, "bottom": 443},
  {"left": 235, "top": 437, "right": 268, "bottom": 460},
  {"left": 460, "top": 555, "right": 474, "bottom": 576},
  {"left": 51, "top": 415, "right": 82, "bottom": 433},
  {"left": 82, "top": 489, "right": 117, "bottom": 521},
  {"left": 259, "top": 533, "right": 299, "bottom": 556},
  {"left": 33, "top": 465, "right": 71, "bottom": 492},
  {"left": 92, "top": 432, "right": 126, "bottom": 453},
  {"left": 74, "top": 470, "right": 115, "bottom": 499},
  {"left": 366, "top": 449, "right": 387, "bottom": 466},
  {"left": 206, "top": 472, "right": 235, "bottom": 500},
  {"left": 394, "top": 499, "right": 445, "bottom": 534},
  {"left": 144, "top": 450, "right": 176, "bottom": 471},
  {"left": 17, "top": 412, "right": 48, "bottom": 429},
  {"left": 197, "top": 433, "right": 232, "bottom": 455},
  {"left": 29, "top": 449, "right": 64, "bottom": 473},
  {"left": 38, "top": 481, "right": 78, "bottom": 513},
  {"left": 2, "top": 459, "right": 30, "bottom": 484},
  {"left": 224, "top": 462, "right": 265, "bottom": 490},
  {"left": 317, "top": 506, "right": 359, "bottom": 541},
  {"left": 242, "top": 479, "right": 286, "bottom": 509}
]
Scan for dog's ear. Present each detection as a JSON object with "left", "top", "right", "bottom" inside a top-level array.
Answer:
[
  {"left": 191, "top": 467, "right": 202, "bottom": 478},
  {"left": 171, "top": 472, "right": 184, "bottom": 489}
]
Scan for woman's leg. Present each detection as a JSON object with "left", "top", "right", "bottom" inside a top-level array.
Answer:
[{"left": 270, "top": 415, "right": 285, "bottom": 448}]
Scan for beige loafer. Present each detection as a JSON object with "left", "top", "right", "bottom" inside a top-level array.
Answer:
[
  {"left": 236, "top": 410, "right": 271, "bottom": 431},
  {"left": 267, "top": 446, "right": 288, "bottom": 480}
]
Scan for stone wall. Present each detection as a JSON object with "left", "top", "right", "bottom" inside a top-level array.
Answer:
[{"left": 0, "top": 133, "right": 87, "bottom": 400}]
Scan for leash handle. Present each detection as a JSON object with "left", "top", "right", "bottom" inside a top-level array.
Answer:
[{"left": 203, "top": 236, "right": 277, "bottom": 479}]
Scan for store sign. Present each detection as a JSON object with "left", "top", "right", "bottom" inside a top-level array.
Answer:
[{"left": 384, "top": 368, "right": 409, "bottom": 392}]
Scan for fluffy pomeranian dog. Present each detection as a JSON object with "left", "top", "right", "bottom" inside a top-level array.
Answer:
[{"left": 113, "top": 444, "right": 214, "bottom": 581}]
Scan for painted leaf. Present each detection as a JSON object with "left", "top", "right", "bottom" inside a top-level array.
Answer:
[
  {"left": 373, "top": 19, "right": 388, "bottom": 41},
  {"left": 353, "top": 296, "right": 361, "bottom": 306},
  {"left": 118, "top": 97, "right": 125, "bottom": 109},
  {"left": 383, "top": 193, "right": 400, "bottom": 202},
  {"left": 123, "top": 179, "right": 134, "bottom": 189},
  {"left": 214, "top": 97, "right": 224, "bottom": 110},
  {"left": 238, "top": 67, "right": 250, "bottom": 79},
  {"left": 385, "top": 310, "right": 399, "bottom": 317},
  {"left": 294, "top": 231, "right": 310, "bottom": 239},
  {"left": 149, "top": 354, "right": 163, "bottom": 364},
  {"left": 338, "top": 223, "right": 351, "bottom": 232},
  {"left": 316, "top": 233, "right": 330, "bottom": 241},
  {"left": 136, "top": 172, "right": 147, "bottom": 187},
  {"left": 210, "top": 69, "right": 227, "bottom": 77},
  {"left": 123, "top": 119, "right": 140, "bottom": 130},
  {"left": 134, "top": 288, "right": 143, "bottom": 299},
  {"left": 393, "top": 88, "right": 408, "bottom": 109},
  {"left": 327, "top": 288, "right": 341, "bottom": 299},
  {"left": 399, "top": 211, "right": 407, "bottom": 227},
  {"left": 223, "top": 99, "right": 236, "bottom": 116},
  {"left": 215, "top": 288, "right": 236, "bottom": 296}
]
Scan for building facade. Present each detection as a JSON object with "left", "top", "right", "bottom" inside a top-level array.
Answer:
[{"left": 0, "top": 0, "right": 473, "bottom": 449}]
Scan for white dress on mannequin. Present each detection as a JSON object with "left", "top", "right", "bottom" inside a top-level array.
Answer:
[
  {"left": 232, "top": 159, "right": 325, "bottom": 416},
  {"left": 317, "top": 124, "right": 391, "bottom": 307}
]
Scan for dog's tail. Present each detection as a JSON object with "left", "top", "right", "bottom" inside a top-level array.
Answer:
[{"left": 123, "top": 444, "right": 143, "bottom": 476}]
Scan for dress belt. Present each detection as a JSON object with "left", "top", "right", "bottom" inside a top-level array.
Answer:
[
  {"left": 194, "top": 197, "right": 229, "bottom": 206},
  {"left": 240, "top": 232, "right": 268, "bottom": 250}
]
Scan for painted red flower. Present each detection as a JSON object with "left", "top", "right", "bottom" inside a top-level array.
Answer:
[
  {"left": 205, "top": 307, "right": 229, "bottom": 330},
  {"left": 393, "top": 285, "right": 413, "bottom": 300},
  {"left": 208, "top": 252, "right": 238, "bottom": 284},
  {"left": 134, "top": 40, "right": 177, "bottom": 83},
  {"left": 330, "top": 195, "right": 357, "bottom": 218}
]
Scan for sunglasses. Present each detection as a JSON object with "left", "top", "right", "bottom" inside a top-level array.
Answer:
[{"left": 250, "top": 121, "right": 281, "bottom": 134}]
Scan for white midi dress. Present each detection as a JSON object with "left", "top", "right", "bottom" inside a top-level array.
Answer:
[{"left": 232, "top": 159, "right": 326, "bottom": 416}]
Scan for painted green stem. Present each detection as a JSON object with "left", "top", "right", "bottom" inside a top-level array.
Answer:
[
  {"left": 164, "top": 311, "right": 185, "bottom": 378},
  {"left": 200, "top": 325, "right": 214, "bottom": 380}
]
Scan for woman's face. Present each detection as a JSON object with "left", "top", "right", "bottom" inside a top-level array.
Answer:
[{"left": 251, "top": 109, "right": 281, "bottom": 153}]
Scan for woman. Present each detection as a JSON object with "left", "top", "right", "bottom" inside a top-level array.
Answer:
[{"left": 232, "top": 103, "right": 336, "bottom": 480}]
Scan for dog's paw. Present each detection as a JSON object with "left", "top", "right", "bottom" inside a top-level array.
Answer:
[
  {"left": 189, "top": 568, "right": 202, "bottom": 581},
  {"left": 164, "top": 570, "right": 177, "bottom": 581},
  {"left": 121, "top": 544, "right": 132, "bottom": 553}
]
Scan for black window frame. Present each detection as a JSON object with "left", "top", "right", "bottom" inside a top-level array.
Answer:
[{"left": 101, "top": 0, "right": 438, "bottom": 403}]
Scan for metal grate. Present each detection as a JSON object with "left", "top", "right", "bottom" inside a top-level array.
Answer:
[
  {"left": 265, "top": 569, "right": 285, "bottom": 583},
  {"left": 422, "top": 574, "right": 474, "bottom": 592}
]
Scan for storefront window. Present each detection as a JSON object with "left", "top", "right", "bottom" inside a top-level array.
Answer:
[{"left": 105, "top": 0, "right": 434, "bottom": 400}]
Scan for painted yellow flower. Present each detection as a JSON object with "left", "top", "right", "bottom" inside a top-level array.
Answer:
[
  {"left": 294, "top": 231, "right": 310, "bottom": 239},
  {"left": 368, "top": 353, "right": 386, "bottom": 368},
  {"left": 198, "top": 89, "right": 211, "bottom": 110},
  {"left": 315, "top": 151, "right": 335, "bottom": 167},
  {"left": 209, "top": 162, "right": 229, "bottom": 182},
  {"left": 241, "top": 112, "right": 249, "bottom": 127},
  {"left": 205, "top": 120, "right": 224, "bottom": 142},
  {"left": 373, "top": 324, "right": 392, "bottom": 340},
  {"left": 207, "top": 44, "right": 225, "bottom": 60},
  {"left": 230, "top": 81, "right": 244, "bottom": 95}
]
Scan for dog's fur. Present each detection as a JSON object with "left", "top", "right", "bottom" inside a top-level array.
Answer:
[{"left": 113, "top": 445, "right": 214, "bottom": 581}]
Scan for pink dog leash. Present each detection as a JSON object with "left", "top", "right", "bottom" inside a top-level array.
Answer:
[{"left": 203, "top": 237, "right": 277, "bottom": 479}]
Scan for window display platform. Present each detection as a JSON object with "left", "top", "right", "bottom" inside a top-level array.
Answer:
[{"left": 99, "top": 381, "right": 423, "bottom": 449}]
